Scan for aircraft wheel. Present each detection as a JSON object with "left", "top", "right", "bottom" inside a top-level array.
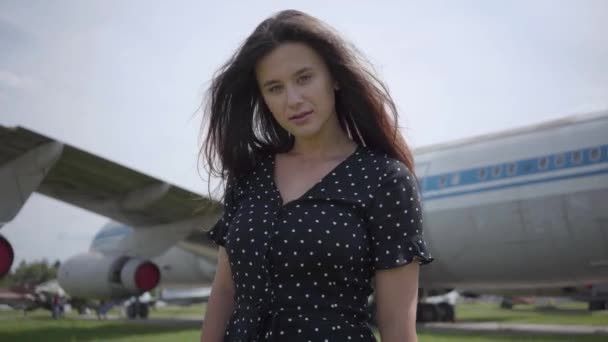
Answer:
[
  {"left": 417, "top": 303, "right": 438, "bottom": 322},
  {"left": 127, "top": 303, "right": 137, "bottom": 319},
  {"left": 137, "top": 303, "right": 149, "bottom": 319},
  {"left": 437, "top": 302, "right": 455, "bottom": 322},
  {"left": 500, "top": 298, "right": 513, "bottom": 309}
]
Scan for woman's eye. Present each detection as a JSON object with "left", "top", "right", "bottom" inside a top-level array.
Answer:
[
  {"left": 268, "top": 85, "right": 282, "bottom": 93},
  {"left": 298, "top": 74, "right": 312, "bottom": 83}
]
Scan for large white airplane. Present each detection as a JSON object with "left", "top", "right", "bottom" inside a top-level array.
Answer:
[{"left": 1, "top": 111, "right": 607, "bottom": 321}]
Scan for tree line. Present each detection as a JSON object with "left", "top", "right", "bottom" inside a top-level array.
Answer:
[{"left": 0, "top": 259, "right": 61, "bottom": 288}]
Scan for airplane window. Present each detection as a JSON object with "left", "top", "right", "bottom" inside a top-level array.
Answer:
[
  {"left": 590, "top": 147, "right": 601, "bottom": 162},
  {"left": 507, "top": 163, "right": 517, "bottom": 176},
  {"left": 439, "top": 176, "right": 447, "bottom": 187},
  {"left": 492, "top": 165, "right": 502, "bottom": 177},
  {"left": 571, "top": 150, "right": 582, "bottom": 164},
  {"left": 451, "top": 173, "right": 460, "bottom": 185},
  {"left": 478, "top": 168, "right": 487, "bottom": 180},
  {"left": 538, "top": 157, "right": 548, "bottom": 170},
  {"left": 554, "top": 153, "right": 565, "bottom": 168}
]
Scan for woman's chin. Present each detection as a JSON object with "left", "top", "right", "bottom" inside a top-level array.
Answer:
[{"left": 290, "top": 127, "right": 322, "bottom": 140}]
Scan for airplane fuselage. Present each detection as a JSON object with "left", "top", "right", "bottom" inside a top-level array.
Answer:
[{"left": 417, "top": 113, "right": 608, "bottom": 289}]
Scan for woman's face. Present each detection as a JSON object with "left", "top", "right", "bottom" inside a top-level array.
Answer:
[{"left": 255, "top": 42, "right": 339, "bottom": 140}]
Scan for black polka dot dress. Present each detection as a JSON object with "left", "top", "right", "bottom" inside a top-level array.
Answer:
[{"left": 206, "top": 145, "right": 433, "bottom": 341}]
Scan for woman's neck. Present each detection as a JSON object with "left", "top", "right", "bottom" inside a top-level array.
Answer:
[{"left": 290, "top": 129, "right": 356, "bottom": 160}]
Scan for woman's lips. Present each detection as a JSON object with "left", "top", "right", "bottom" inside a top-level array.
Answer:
[{"left": 289, "top": 110, "right": 313, "bottom": 123}]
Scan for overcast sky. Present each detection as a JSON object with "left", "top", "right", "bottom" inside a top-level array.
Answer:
[{"left": 1, "top": 0, "right": 607, "bottom": 265}]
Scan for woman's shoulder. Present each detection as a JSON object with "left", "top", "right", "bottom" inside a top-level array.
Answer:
[{"left": 357, "top": 145, "right": 415, "bottom": 179}]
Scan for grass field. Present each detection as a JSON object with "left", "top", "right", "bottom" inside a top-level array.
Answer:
[
  {"left": 454, "top": 300, "right": 608, "bottom": 326},
  {"left": 0, "top": 300, "right": 606, "bottom": 342}
]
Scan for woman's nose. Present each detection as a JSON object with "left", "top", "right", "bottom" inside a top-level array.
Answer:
[{"left": 285, "top": 85, "right": 303, "bottom": 107}]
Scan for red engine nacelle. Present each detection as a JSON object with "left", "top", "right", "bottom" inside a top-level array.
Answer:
[
  {"left": 58, "top": 252, "right": 160, "bottom": 299},
  {"left": 0, "top": 235, "right": 14, "bottom": 278}
]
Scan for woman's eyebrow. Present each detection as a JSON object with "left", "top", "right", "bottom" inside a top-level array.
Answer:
[
  {"left": 262, "top": 79, "right": 281, "bottom": 88},
  {"left": 294, "top": 67, "right": 313, "bottom": 76}
]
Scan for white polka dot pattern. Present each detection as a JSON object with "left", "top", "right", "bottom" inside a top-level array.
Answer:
[{"left": 207, "top": 145, "right": 433, "bottom": 341}]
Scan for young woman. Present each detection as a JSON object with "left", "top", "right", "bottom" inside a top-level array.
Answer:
[{"left": 200, "top": 9, "right": 433, "bottom": 342}]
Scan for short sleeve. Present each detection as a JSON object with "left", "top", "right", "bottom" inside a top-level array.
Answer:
[
  {"left": 206, "top": 178, "right": 238, "bottom": 247},
  {"left": 366, "top": 160, "right": 433, "bottom": 270}
]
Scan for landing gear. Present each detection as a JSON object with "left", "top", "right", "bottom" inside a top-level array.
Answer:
[
  {"left": 437, "top": 302, "right": 455, "bottom": 322},
  {"left": 589, "top": 300, "right": 607, "bottom": 311},
  {"left": 138, "top": 303, "right": 149, "bottom": 319},
  {"left": 126, "top": 302, "right": 149, "bottom": 319},
  {"left": 416, "top": 302, "right": 455, "bottom": 322},
  {"left": 127, "top": 303, "right": 136, "bottom": 319},
  {"left": 417, "top": 303, "right": 438, "bottom": 322},
  {"left": 368, "top": 291, "right": 457, "bottom": 324},
  {"left": 500, "top": 297, "right": 514, "bottom": 309}
]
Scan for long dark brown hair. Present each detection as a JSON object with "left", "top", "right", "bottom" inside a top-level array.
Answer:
[{"left": 201, "top": 9, "right": 415, "bottom": 184}]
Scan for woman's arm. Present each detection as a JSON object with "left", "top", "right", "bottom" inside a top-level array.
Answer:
[
  {"left": 200, "top": 247, "right": 235, "bottom": 342},
  {"left": 374, "top": 261, "right": 420, "bottom": 342}
]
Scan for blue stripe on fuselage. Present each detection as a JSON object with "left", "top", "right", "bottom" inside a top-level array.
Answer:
[{"left": 421, "top": 144, "right": 607, "bottom": 201}]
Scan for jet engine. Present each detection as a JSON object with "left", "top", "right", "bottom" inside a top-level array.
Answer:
[
  {"left": 0, "top": 235, "right": 14, "bottom": 278},
  {"left": 58, "top": 252, "right": 160, "bottom": 299}
]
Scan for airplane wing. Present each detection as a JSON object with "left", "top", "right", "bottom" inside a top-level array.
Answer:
[{"left": 0, "top": 126, "right": 221, "bottom": 256}]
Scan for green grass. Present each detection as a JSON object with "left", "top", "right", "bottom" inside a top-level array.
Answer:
[
  {"left": 0, "top": 316, "right": 198, "bottom": 342},
  {"left": 418, "top": 331, "right": 608, "bottom": 342},
  {"left": 0, "top": 302, "right": 207, "bottom": 319},
  {"left": 148, "top": 304, "right": 206, "bottom": 318},
  {"left": 454, "top": 301, "right": 608, "bottom": 326},
  {"left": 0, "top": 300, "right": 606, "bottom": 342}
]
